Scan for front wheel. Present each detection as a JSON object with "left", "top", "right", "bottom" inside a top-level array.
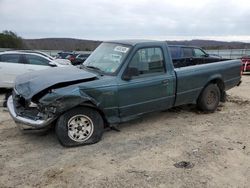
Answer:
[
  {"left": 56, "top": 107, "right": 104, "bottom": 147},
  {"left": 197, "top": 84, "right": 221, "bottom": 112}
]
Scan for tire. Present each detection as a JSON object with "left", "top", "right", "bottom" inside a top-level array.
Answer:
[
  {"left": 197, "top": 84, "right": 221, "bottom": 112},
  {"left": 55, "top": 106, "right": 104, "bottom": 147}
]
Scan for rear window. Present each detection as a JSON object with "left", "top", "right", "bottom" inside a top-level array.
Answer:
[
  {"left": 0, "top": 54, "right": 20, "bottom": 63},
  {"left": 182, "top": 48, "right": 193, "bottom": 58},
  {"left": 169, "top": 46, "right": 179, "bottom": 59}
]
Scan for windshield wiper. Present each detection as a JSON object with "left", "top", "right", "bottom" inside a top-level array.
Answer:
[
  {"left": 85, "top": 65, "right": 101, "bottom": 71},
  {"left": 80, "top": 64, "right": 104, "bottom": 76}
]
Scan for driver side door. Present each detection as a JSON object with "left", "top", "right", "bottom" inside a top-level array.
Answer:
[{"left": 117, "top": 46, "right": 175, "bottom": 120}]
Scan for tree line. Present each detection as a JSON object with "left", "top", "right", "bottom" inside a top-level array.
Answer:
[{"left": 0, "top": 30, "right": 24, "bottom": 49}]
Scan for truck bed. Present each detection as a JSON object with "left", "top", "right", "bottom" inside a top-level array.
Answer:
[
  {"left": 174, "top": 59, "right": 242, "bottom": 106},
  {"left": 172, "top": 58, "right": 230, "bottom": 68}
]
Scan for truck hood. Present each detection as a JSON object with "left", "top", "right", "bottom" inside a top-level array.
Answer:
[{"left": 15, "top": 67, "right": 97, "bottom": 100}]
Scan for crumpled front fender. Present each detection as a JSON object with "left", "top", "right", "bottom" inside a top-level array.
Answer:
[{"left": 39, "top": 87, "right": 100, "bottom": 117}]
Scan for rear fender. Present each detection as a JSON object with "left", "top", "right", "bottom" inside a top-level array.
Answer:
[{"left": 197, "top": 75, "right": 225, "bottom": 102}]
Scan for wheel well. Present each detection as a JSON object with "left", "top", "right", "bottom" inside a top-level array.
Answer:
[
  {"left": 210, "top": 79, "right": 225, "bottom": 92},
  {"left": 79, "top": 101, "right": 109, "bottom": 128},
  {"left": 198, "top": 78, "right": 225, "bottom": 102}
]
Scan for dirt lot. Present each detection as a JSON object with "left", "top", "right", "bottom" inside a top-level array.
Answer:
[{"left": 0, "top": 75, "right": 250, "bottom": 188}]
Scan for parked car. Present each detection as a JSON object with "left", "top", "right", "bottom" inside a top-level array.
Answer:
[
  {"left": 19, "top": 50, "right": 56, "bottom": 59},
  {"left": 241, "top": 55, "right": 250, "bottom": 72},
  {"left": 56, "top": 51, "right": 74, "bottom": 59},
  {"left": 168, "top": 45, "right": 229, "bottom": 68},
  {"left": 0, "top": 51, "right": 72, "bottom": 89},
  {"left": 7, "top": 40, "right": 241, "bottom": 147},
  {"left": 66, "top": 54, "right": 79, "bottom": 63},
  {"left": 19, "top": 50, "right": 71, "bottom": 65},
  {"left": 57, "top": 51, "right": 79, "bottom": 63},
  {"left": 71, "top": 53, "right": 91, "bottom": 65}
]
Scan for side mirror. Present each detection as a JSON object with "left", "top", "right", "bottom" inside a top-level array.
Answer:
[
  {"left": 122, "top": 67, "right": 139, "bottom": 81},
  {"left": 49, "top": 61, "right": 57, "bottom": 67},
  {"left": 203, "top": 54, "right": 209, "bottom": 57}
]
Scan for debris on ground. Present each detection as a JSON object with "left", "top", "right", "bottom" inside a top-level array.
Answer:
[{"left": 174, "top": 161, "right": 194, "bottom": 169}]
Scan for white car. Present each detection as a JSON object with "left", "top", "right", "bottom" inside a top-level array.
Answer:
[{"left": 0, "top": 51, "right": 72, "bottom": 88}]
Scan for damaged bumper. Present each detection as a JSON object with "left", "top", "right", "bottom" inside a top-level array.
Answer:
[{"left": 7, "top": 96, "right": 54, "bottom": 130}]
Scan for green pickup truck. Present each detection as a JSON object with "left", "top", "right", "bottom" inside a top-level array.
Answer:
[{"left": 7, "top": 40, "right": 241, "bottom": 147}]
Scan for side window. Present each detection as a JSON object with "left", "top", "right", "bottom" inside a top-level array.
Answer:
[
  {"left": 25, "top": 54, "right": 50, "bottom": 66},
  {"left": 182, "top": 48, "right": 193, "bottom": 58},
  {"left": 169, "top": 46, "right": 179, "bottom": 59},
  {"left": 194, "top": 48, "right": 206, "bottom": 57},
  {"left": 128, "top": 47, "right": 165, "bottom": 79},
  {"left": 0, "top": 54, "right": 20, "bottom": 63}
]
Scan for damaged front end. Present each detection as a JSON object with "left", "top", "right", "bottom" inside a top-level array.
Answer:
[
  {"left": 7, "top": 89, "right": 56, "bottom": 131},
  {"left": 7, "top": 66, "right": 99, "bottom": 131}
]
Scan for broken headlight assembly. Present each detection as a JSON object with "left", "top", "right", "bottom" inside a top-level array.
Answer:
[{"left": 28, "top": 101, "right": 38, "bottom": 108}]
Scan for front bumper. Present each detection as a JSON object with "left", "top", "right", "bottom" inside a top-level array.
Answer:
[{"left": 7, "top": 96, "right": 54, "bottom": 130}]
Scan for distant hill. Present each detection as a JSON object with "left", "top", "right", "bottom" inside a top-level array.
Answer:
[
  {"left": 166, "top": 39, "right": 250, "bottom": 49},
  {"left": 23, "top": 38, "right": 102, "bottom": 51},
  {"left": 22, "top": 38, "right": 250, "bottom": 51}
]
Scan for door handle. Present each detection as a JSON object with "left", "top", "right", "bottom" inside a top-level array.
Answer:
[
  {"left": 162, "top": 80, "right": 169, "bottom": 85},
  {"left": 28, "top": 69, "right": 35, "bottom": 71}
]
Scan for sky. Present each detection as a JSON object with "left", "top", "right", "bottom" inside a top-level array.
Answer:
[{"left": 0, "top": 0, "right": 250, "bottom": 42}]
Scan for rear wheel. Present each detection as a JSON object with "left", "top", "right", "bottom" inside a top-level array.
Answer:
[
  {"left": 197, "top": 84, "right": 221, "bottom": 112},
  {"left": 56, "top": 107, "right": 104, "bottom": 147}
]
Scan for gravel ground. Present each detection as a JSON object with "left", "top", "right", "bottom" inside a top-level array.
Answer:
[{"left": 0, "top": 75, "right": 250, "bottom": 188}]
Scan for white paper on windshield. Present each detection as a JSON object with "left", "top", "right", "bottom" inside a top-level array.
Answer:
[{"left": 114, "top": 46, "right": 129, "bottom": 53}]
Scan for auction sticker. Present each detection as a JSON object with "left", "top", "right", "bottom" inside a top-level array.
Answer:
[{"left": 114, "top": 46, "right": 129, "bottom": 53}]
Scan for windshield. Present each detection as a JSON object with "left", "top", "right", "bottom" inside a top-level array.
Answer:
[{"left": 83, "top": 43, "right": 131, "bottom": 74}]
